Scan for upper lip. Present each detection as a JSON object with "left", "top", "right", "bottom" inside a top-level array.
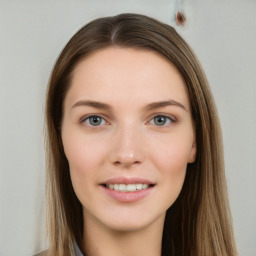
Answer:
[{"left": 102, "top": 176, "right": 155, "bottom": 185}]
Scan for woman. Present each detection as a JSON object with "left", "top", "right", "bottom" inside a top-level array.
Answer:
[{"left": 39, "top": 13, "right": 238, "bottom": 256}]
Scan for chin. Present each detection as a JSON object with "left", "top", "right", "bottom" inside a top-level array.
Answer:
[
  {"left": 95, "top": 210, "right": 166, "bottom": 233},
  {"left": 106, "top": 220, "right": 150, "bottom": 232}
]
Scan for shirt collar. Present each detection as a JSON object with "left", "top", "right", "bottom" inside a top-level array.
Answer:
[{"left": 74, "top": 241, "right": 84, "bottom": 256}]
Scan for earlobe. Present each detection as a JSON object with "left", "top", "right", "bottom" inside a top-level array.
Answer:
[{"left": 188, "top": 141, "right": 197, "bottom": 163}]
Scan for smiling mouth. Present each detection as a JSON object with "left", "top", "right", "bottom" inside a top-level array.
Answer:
[{"left": 103, "top": 183, "right": 154, "bottom": 192}]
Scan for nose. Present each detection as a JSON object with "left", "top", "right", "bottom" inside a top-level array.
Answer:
[{"left": 108, "top": 124, "right": 145, "bottom": 168}]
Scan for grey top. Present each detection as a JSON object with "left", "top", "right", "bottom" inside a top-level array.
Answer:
[
  {"left": 74, "top": 242, "right": 84, "bottom": 256},
  {"left": 33, "top": 242, "right": 83, "bottom": 256}
]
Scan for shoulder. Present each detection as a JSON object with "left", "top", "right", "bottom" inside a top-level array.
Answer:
[{"left": 33, "top": 250, "right": 48, "bottom": 256}]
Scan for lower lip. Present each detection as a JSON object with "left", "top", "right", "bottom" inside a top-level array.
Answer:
[{"left": 100, "top": 185, "right": 154, "bottom": 203}]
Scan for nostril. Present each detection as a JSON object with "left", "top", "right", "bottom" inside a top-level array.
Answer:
[{"left": 113, "top": 160, "right": 141, "bottom": 167}]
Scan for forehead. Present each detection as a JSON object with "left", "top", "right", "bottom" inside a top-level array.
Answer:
[{"left": 65, "top": 47, "right": 190, "bottom": 109}]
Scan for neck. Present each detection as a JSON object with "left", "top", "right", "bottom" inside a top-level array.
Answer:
[{"left": 82, "top": 212, "right": 165, "bottom": 256}]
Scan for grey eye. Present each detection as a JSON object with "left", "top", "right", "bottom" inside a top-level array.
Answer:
[
  {"left": 85, "top": 116, "right": 105, "bottom": 126},
  {"left": 151, "top": 115, "right": 172, "bottom": 126}
]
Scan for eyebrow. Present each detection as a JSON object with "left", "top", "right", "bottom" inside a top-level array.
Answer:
[
  {"left": 71, "top": 99, "right": 188, "bottom": 112},
  {"left": 72, "top": 100, "right": 113, "bottom": 111},
  {"left": 143, "top": 100, "right": 188, "bottom": 112}
]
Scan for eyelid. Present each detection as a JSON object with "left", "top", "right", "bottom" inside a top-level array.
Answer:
[
  {"left": 147, "top": 113, "right": 177, "bottom": 126},
  {"left": 80, "top": 114, "right": 109, "bottom": 126},
  {"left": 149, "top": 113, "right": 176, "bottom": 121},
  {"left": 79, "top": 113, "right": 177, "bottom": 127}
]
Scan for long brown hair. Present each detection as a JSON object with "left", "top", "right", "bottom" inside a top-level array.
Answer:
[{"left": 45, "top": 13, "right": 238, "bottom": 256}]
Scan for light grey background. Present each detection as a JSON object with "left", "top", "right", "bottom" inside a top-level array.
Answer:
[{"left": 0, "top": 0, "right": 255, "bottom": 255}]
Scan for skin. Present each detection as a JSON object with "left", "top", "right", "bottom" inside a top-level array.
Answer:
[{"left": 61, "top": 47, "right": 197, "bottom": 256}]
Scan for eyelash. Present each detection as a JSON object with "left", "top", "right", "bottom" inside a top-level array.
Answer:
[
  {"left": 80, "top": 113, "right": 176, "bottom": 128},
  {"left": 148, "top": 114, "right": 176, "bottom": 126},
  {"left": 80, "top": 115, "right": 108, "bottom": 127}
]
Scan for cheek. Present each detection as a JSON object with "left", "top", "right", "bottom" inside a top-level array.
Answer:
[
  {"left": 62, "top": 137, "right": 105, "bottom": 211},
  {"left": 149, "top": 136, "right": 192, "bottom": 199},
  {"left": 61, "top": 130, "right": 108, "bottom": 201},
  {"left": 150, "top": 134, "right": 193, "bottom": 175},
  {"left": 156, "top": 146, "right": 188, "bottom": 187},
  {"left": 62, "top": 130, "right": 107, "bottom": 174}
]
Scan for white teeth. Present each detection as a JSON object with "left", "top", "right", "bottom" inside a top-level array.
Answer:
[
  {"left": 127, "top": 184, "right": 136, "bottom": 191},
  {"left": 142, "top": 184, "right": 148, "bottom": 189},
  {"left": 119, "top": 184, "right": 126, "bottom": 191},
  {"left": 136, "top": 184, "right": 143, "bottom": 190},
  {"left": 106, "top": 183, "right": 150, "bottom": 192}
]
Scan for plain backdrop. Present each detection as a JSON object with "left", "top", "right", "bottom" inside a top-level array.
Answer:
[{"left": 0, "top": 0, "right": 255, "bottom": 255}]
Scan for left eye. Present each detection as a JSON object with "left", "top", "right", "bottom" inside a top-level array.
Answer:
[
  {"left": 149, "top": 115, "right": 173, "bottom": 126},
  {"left": 83, "top": 115, "right": 106, "bottom": 126}
]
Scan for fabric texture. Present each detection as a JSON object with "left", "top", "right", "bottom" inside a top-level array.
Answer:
[
  {"left": 33, "top": 251, "right": 47, "bottom": 256},
  {"left": 33, "top": 242, "right": 83, "bottom": 256}
]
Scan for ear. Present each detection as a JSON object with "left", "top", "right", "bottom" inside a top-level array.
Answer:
[{"left": 188, "top": 141, "right": 197, "bottom": 163}]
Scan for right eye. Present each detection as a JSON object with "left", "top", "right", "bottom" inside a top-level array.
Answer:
[{"left": 82, "top": 115, "right": 106, "bottom": 126}]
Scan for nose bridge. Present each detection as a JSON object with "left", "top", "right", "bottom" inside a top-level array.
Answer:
[{"left": 109, "top": 121, "right": 145, "bottom": 166}]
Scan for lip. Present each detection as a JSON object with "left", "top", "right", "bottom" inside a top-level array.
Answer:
[
  {"left": 100, "top": 176, "right": 155, "bottom": 203},
  {"left": 100, "top": 185, "right": 154, "bottom": 203}
]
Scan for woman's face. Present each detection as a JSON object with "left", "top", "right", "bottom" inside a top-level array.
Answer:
[{"left": 61, "top": 47, "right": 196, "bottom": 232}]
